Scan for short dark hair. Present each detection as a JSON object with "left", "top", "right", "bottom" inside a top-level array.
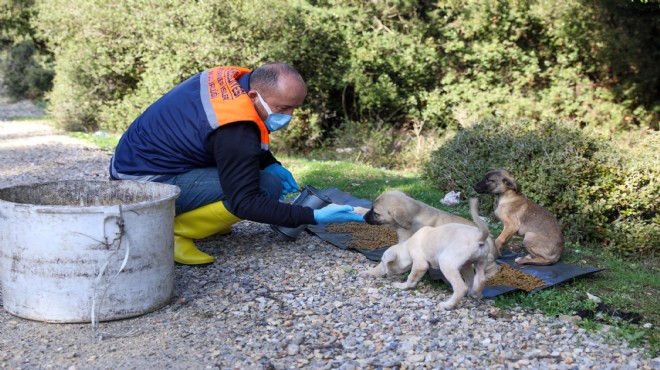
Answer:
[{"left": 250, "top": 62, "right": 304, "bottom": 94}]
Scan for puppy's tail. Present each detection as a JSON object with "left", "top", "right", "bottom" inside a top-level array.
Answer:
[{"left": 469, "top": 198, "right": 489, "bottom": 243}]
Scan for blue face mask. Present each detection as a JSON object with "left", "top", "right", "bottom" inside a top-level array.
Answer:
[{"left": 256, "top": 92, "right": 293, "bottom": 132}]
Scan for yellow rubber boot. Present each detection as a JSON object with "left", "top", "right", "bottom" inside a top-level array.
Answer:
[{"left": 173, "top": 201, "right": 241, "bottom": 265}]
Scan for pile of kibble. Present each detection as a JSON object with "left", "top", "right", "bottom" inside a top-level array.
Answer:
[
  {"left": 486, "top": 263, "right": 547, "bottom": 291},
  {"left": 325, "top": 222, "right": 398, "bottom": 250}
]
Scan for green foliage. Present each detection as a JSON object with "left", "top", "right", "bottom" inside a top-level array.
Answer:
[
  {"left": 324, "top": 1, "right": 443, "bottom": 124},
  {"left": 26, "top": 0, "right": 659, "bottom": 141},
  {"left": 306, "top": 116, "right": 448, "bottom": 170},
  {"left": 270, "top": 108, "right": 325, "bottom": 155},
  {"left": 586, "top": 133, "right": 660, "bottom": 254},
  {"left": 0, "top": 0, "right": 34, "bottom": 49},
  {"left": 422, "top": 119, "right": 659, "bottom": 255},
  {"left": 33, "top": 0, "right": 347, "bottom": 136},
  {"left": 1, "top": 40, "right": 53, "bottom": 100},
  {"left": 428, "top": 0, "right": 659, "bottom": 132},
  {"left": 0, "top": 0, "right": 53, "bottom": 101}
]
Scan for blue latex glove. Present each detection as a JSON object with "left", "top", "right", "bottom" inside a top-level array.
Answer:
[
  {"left": 314, "top": 204, "right": 366, "bottom": 224},
  {"left": 264, "top": 163, "right": 300, "bottom": 196}
]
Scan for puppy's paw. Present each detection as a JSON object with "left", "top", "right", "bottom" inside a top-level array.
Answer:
[
  {"left": 468, "top": 291, "right": 483, "bottom": 299},
  {"left": 393, "top": 282, "right": 413, "bottom": 290},
  {"left": 359, "top": 266, "right": 384, "bottom": 278},
  {"left": 514, "top": 256, "right": 530, "bottom": 264},
  {"left": 358, "top": 270, "right": 374, "bottom": 278},
  {"left": 351, "top": 206, "right": 369, "bottom": 216},
  {"left": 438, "top": 301, "right": 457, "bottom": 310}
]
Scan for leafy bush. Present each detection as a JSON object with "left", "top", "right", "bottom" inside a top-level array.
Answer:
[
  {"left": 1, "top": 40, "right": 53, "bottom": 100},
  {"left": 34, "top": 0, "right": 347, "bottom": 137},
  {"left": 422, "top": 119, "right": 659, "bottom": 255},
  {"left": 317, "top": 117, "right": 447, "bottom": 170},
  {"left": 30, "top": 0, "right": 658, "bottom": 142},
  {"left": 428, "top": 0, "right": 659, "bottom": 132},
  {"left": 0, "top": 1, "right": 53, "bottom": 101}
]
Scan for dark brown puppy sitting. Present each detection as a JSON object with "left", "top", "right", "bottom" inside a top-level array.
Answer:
[
  {"left": 356, "top": 190, "right": 500, "bottom": 279},
  {"left": 473, "top": 169, "right": 564, "bottom": 265}
]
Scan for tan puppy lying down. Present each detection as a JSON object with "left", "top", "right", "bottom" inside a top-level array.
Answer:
[{"left": 359, "top": 198, "right": 490, "bottom": 310}]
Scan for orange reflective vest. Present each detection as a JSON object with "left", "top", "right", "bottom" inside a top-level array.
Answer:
[
  {"left": 200, "top": 66, "right": 270, "bottom": 150},
  {"left": 112, "top": 65, "right": 272, "bottom": 181}
]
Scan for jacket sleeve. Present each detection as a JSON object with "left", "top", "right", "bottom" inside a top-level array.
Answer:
[
  {"left": 207, "top": 122, "right": 316, "bottom": 227},
  {"left": 257, "top": 148, "right": 279, "bottom": 169}
]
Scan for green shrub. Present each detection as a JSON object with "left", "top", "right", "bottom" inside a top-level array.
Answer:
[
  {"left": 30, "top": 0, "right": 659, "bottom": 141},
  {"left": 270, "top": 108, "right": 325, "bottom": 156},
  {"left": 34, "top": 0, "right": 347, "bottom": 138},
  {"left": 0, "top": 0, "right": 53, "bottom": 101},
  {"left": 588, "top": 133, "right": 660, "bottom": 255},
  {"left": 313, "top": 117, "right": 447, "bottom": 170},
  {"left": 1, "top": 40, "right": 53, "bottom": 100},
  {"left": 428, "top": 0, "right": 659, "bottom": 133},
  {"left": 422, "top": 119, "right": 659, "bottom": 256},
  {"left": 329, "top": 119, "right": 398, "bottom": 169}
]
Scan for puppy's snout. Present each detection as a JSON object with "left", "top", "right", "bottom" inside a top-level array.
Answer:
[
  {"left": 473, "top": 179, "right": 488, "bottom": 194},
  {"left": 364, "top": 208, "right": 376, "bottom": 224}
]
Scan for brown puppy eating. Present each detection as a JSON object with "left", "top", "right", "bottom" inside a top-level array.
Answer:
[
  {"left": 357, "top": 190, "right": 500, "bottom": 279},
  {"left": 473, "top": 169, "right": 564, "bottom": 265},
  {"left": 361, "top": 190, "right": 474, "bottom": 241},
  {"left": 359, "top": 198, "right": 490, "bottom": 310}
]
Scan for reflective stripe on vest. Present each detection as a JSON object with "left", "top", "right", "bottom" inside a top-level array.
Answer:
[
  {"left": 110, "top": 155, "right": 163, "bottom": 181},
  {"left": 200, "top": 66, "right": 270, "bottom": 150}
]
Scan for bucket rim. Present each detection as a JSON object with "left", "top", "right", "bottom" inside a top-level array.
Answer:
[{"left": 0, "top": 180, "right": 180, "bottom": 212}]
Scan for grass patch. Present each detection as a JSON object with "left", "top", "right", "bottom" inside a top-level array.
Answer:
[
  {"left": 281, "top": 155, "right": 659, "bottom": 356},
  {"left": 66, "top": 131, "right": 120, "bottom": 153}
]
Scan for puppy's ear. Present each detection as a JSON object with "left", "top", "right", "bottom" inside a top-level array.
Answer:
[
  {"left": 381, "top": 249, "right": 395, "bottom": 263},
  {"left": 380, "top": 250, "right": 397, "bottom": 274},
  {"left": 503, "top": 177, "right": 520, "bottom": 193},
  {"left": 390, "top": 208, "right": 413, "bottom": 229}
]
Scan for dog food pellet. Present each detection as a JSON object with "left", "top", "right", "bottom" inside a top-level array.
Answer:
[
  {"left": 325, "top": 222, "right": 398, "bottom": 250},
  {"left": 486, "top": 263, "right": 547, "bottom": 292}
]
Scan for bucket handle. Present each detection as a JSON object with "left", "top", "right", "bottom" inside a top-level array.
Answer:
[
  {"left": 102, "top": 206, "right": 124, "bottom": 248},
  {"left": 91, "top": 205, "right": 135, "bottom": 339}
]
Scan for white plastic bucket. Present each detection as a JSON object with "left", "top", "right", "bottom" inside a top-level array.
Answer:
[{"left": 0, "top": 180, "right": 180, "bottom": 323}]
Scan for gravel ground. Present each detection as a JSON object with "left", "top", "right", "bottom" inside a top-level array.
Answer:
[{"left": 0, "top": 103, "right": 658, "bottom": 369}]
